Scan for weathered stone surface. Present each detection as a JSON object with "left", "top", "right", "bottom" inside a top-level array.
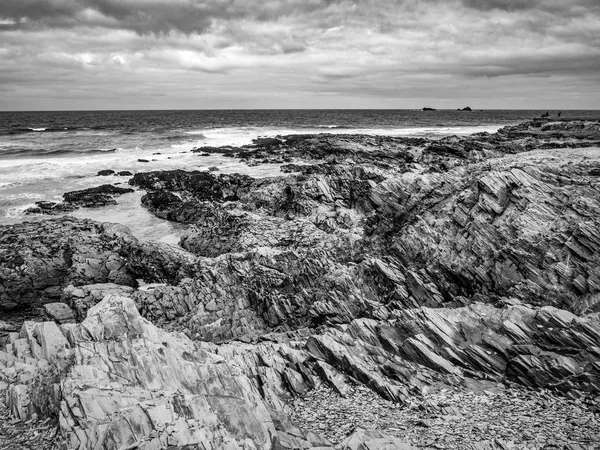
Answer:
[
  {"left": 42, "top": 303, "right": 75, "bottom": 324},
  {"left": 130, "top": 170, "right": 254, "bottom": 202},
  {"left": 364, "top": 147, "right": 600, "bottom": 312},
  {"left": 3, "top": 119, "right": 600, "bottom": 449},
  {"left": 0, "top": 295, "right": 335, "bottom": 450},
  {"left": 0, "top": 217, "right": 199, "bottom": 311},
  {"left": 61, "top": 282, "right": 136, "bottom": 320},
  {"left": 0, "top": 218, "right": 137, "bottom": 309}
]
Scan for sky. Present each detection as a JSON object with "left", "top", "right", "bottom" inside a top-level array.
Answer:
[{"left": 0, "top": 0, "right": 599, "bottom": 110}]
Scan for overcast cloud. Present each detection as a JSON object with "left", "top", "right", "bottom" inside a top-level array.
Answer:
[{"left": 0, "top": 0, "right": 598, "bottom": 110}]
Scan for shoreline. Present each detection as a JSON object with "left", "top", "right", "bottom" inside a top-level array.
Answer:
[{"left": 1, "top": 118, "right": 600, "bottom": 449}]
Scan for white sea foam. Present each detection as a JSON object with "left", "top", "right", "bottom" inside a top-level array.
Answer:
[{"left": 0, "top": 123, "right": 502, "bottom": 236}]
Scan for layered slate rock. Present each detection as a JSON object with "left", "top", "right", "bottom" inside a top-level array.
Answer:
[
  {"left": 365, "top": 148, "right": 600, "bottom": 312},
  {"left": 3, "top": 119, "right": 600, "bottom": 449},
  {"left": 0, "top": 295, "right": 336, "bottom": 450}
]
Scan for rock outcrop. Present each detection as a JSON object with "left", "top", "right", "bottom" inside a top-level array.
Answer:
[
  {"left": 25, "top": 184, "right": 134, "bottom": 215},
  {"left": 0, "top": 295, "right": 336, "bottom": 449},
  {"left": 2, "top": 119, "right": 600, "bottom": 449}
]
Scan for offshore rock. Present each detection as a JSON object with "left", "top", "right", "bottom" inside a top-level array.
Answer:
[
  {"left": 62, "top": 184, "right": 134, "bottom": 207},
  {"left": 25, "top": 184, "right": 134, "bottom": 215},
  {"left": 24, "top": 201, "right": 77, "bottom": 215}
]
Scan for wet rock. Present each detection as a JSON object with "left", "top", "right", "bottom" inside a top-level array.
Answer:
[
  {"left": 24, "top": 201, "right": 76, "bottom": 215},
  {"left": 62, "top": 184, "right": 134, "bottom": 207},
  {"left": 116, "top": 170, "right": 133, "bottom": 176},
  {"left": 96, "top": 169, "right": 114, "bottom": 176}
]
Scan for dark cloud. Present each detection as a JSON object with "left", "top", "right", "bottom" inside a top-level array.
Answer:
[
  {"left": 461, "top": 0, "right": 540, "bottom": 12},
  {"left": 0, "top": 0, "right": 599, "bottom": 109},
  {"left": 461, "top": 0, "right": 600, "bottom": 16},
  {"left": 0, "top": 0, "right": 341, "bottom": 35}
]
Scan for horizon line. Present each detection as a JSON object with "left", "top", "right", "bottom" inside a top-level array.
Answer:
[{"left": 1, "top": 108, "right": 598, "bottom": 113}]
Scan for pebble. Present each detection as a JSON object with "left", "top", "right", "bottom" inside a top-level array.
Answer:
[{"left": 289, "top": 383, "right": 600, "bottom": 449}]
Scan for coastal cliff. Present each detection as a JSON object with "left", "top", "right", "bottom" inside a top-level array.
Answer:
[{"left": 1, "top": 119, "right": 600, "bottom": 449}]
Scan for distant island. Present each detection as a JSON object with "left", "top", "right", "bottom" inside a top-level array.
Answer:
[{"left": 422, "top": 106, "right": 473, "bottom": 111}]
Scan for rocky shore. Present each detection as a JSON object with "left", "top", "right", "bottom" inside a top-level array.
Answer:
[{"left": 1, "top": 119, "right": 599, "bottom": 449}]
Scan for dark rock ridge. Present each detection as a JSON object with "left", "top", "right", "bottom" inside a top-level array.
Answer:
[
  {"left": 189, "top": 119, "right": 600, "bottom": 169},
  {"left": 62, "top": 184, "right": 134, "bottom": 207},
  {"left": 2, "top": 119, "right": 600, "bottom": 449},
  {"left": 25, "top": 184, "right": 134, "bottom": 215}
]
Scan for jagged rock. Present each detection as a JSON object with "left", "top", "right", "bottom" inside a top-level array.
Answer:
[
  {"left": 4, "top": 119, "right": 600, "bottom": 449},
  {"left": 0, "top": 218, "right": 137, "bottom": 309},
  {"left": 130, "top": 170, "right": 254, "bottom": 202},
  {"left": 117, "top": 170, "right": 133, "bottom": 176},
  {"left": 0, "top": 217, "right": 201, "bottom": 311},
  {"left": 62, "top": 283, "right": 136, "bottom": 320},
  {"left": 0, "top": 321, "right": 17, "bottom": 332},
  {"left": 364, "top": 148, "right": 600, "bottom": 312},
  {"left": 0, "top": 295, "right": 336, "bottom": 449},
  {"left": 96, "top": 169, "right": 115, "bottom": 176}
]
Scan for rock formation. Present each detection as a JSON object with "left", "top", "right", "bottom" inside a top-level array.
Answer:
[
  {"left": 2, "top": 119, "right": 600, "bottom": 449},
  {"left": 25, "top": 184, "right": 134, "bottom": 215}
]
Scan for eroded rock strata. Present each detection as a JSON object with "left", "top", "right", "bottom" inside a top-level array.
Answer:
[{"left": 1, "top": 119, "right": 600, "bottom": 449}]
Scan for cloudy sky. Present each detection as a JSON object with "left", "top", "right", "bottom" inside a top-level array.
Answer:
[{"left": 0, "top": 0, "right": 599, "bottom": 110}]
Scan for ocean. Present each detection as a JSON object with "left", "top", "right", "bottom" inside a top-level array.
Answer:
[{"left": 1, "top": 109, "right": 599, "bottom": 242}]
